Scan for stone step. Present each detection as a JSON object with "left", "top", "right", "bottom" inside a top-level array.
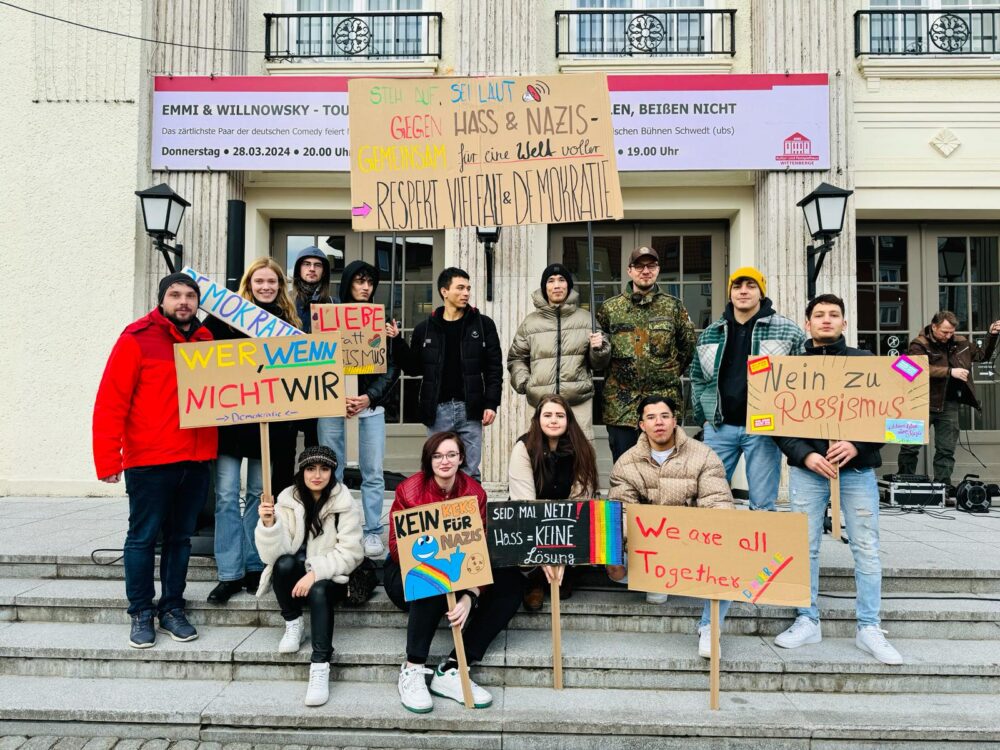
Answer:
[
  {"left": 0, "top": 621, "right": 996, "bottom": 695},
  {"left": 5, "top": 578, "right": 999, "bottom": 639},
  {"left": 3, "top": 552, "right": 999, "bottom": 593},
  {"left": 1, "top": 675, "right": 998, "bottom": 748}
]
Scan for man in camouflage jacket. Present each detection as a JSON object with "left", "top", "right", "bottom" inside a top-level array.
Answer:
[{"left": 596, "top": 247, "right": 696, "bottom": 462}]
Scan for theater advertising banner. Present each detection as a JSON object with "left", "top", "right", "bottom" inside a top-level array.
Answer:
[{"left": 152, "top": 73, "right": 829, "bottom": 172}]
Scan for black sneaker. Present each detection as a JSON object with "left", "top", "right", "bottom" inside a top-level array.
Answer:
[
  {"left": 158, "top": 608, "right": 198, "bottom": 642},
  {"left": 129, "top": 610, "right": 156, "bottom": 649},
  {"left": 242, "top": 570, "right": 262, "bottom": 593},
  {"left": 207, "top": 579, "right": 245, "bottom": 604}
]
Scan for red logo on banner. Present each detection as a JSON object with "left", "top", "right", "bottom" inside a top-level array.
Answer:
[{"left": 775, "top": 132, "right": 820, "bottom": 165}]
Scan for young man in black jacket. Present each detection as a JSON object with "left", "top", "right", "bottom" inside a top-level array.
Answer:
[
  {"left": 391, "top": 267, "right": 503, "bottom": 481},
  {"left": 772, "top": 294, "right": 902, "bottom": 665}
]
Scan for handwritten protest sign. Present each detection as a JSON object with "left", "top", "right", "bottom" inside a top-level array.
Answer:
[
  {"left": 174, "top": 334, "right": 345, "bottom": 428},
  {"left": 745, "top": 355, "right": 930, "bottom": 444},
  {"left": 310, "top": 303, "right": 387, "bottom": 375},
  {"left": 182, "top": 266, "right": 303, "bottom": 338},
  {"left": 348, "top": 74, "right": 624, "bottom": 231},
  {"left": 487, "top": 501, "right": 623, "bottom": 567},
  {"left": 626, "top": 505, "right": 809, "bottom": 607},
  {"left": 393, "top": 497, "right": 493, "bottom": 601}
]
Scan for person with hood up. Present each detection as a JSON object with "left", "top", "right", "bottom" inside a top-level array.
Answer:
[
  {"left": 507, "top": 263, "right": 610, "bottom": 439},
  {"left": 317, "top": 259, "right": 400, "bottom": 558},
  {"left": 93, "top": 272, "right": 217, "bottom": 649},
  {"left": 273, "top": 246, "right": 337, "bottom": 495},
  {"left": 204, "top": 258, "right": 300, "bottom": 604}
]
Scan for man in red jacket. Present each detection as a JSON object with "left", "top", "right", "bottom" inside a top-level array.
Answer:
[{"left": 93, "top": 273, "right": 218, "bottom": 649}]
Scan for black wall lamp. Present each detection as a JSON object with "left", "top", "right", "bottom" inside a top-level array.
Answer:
[
  {"left": 136, "top": 183, "right": 190, "bottom": 273},
  {"left": 797, "top": 182, "right": 853, "bottom": 300},
  {"left": 476, "top": 226, "right": 501, "bottom": 302}
]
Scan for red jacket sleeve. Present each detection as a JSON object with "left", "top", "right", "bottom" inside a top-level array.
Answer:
[{"left": 92, "top": 335, "right": 141, "bottom": 479}]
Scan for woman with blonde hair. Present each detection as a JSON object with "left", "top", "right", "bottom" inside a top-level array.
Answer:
[{"left": 205, "top": 257, "right": 301, "bottom": 605}]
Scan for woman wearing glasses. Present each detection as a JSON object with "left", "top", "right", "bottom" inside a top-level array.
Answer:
[{"left": 384, "top": 431, "right": 523, "bottom": 713}]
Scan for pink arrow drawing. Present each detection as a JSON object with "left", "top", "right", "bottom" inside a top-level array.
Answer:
[{"left": 352, "top": 202, "right": 372, "bottom": 217}]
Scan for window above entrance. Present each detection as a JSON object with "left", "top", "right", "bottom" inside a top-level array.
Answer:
[{"left": 264, "top": 0, "right": 442, "bottom": 62}]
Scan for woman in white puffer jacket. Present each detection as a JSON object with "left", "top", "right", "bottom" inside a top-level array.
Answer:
[{"left": 256, "top": 445, "right": 363, "bottom": 707}]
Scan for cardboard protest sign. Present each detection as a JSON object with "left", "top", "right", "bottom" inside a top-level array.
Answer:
[
  {"left": 181, "top": 266, "right": 303, "bottom": 338},
  {"left": 392, "top": 497, "right": 493, "bottom": 602},
  {"left": 310, "top": 303, "right": 387, "bottom": 375},
  {"left": 487, "top": 500, "right": 624, "bottom": 567},
  {"left": 174, "top": 334, "right": 345, "bottom": 428},
  {"left": 626, "top": 505, "right": 810, "bottom": 607},
  {"left": 745, "top": 355, "right": 930, "bottom": 444},
  {"left": 348, "top": 73, "right": 624, "bottom": 231}
]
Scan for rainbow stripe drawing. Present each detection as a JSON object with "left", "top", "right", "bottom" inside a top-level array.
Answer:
[
  {"left": 587, "top": 500, "right": 624, "bottom": 565},
  {"left": 741, "top": 551, "right": 794, "bottom": 603}
]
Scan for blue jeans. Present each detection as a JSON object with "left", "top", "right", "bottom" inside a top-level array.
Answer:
[
  {"left": 695, "top": 423, "right": 782, "bottom": 628},
  {"left": 428, "top": 400, "right": 483, "bottom": 481},
  {"left": 789, "top": 466, "right": 882, "bottom": 627},
  {"left": 213, "top": 454, "right": 264, "bottom": 581},
  {"left": 317, "top": 412, "right": 387, "bottom": 535},
  {"left": 123, "top": 461, "right": 210, "bottom": 616}
]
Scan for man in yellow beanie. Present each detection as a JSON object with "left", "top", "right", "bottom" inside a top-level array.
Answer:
[{"left": 686, "top": 265, "right": 806, "bottom": 656}]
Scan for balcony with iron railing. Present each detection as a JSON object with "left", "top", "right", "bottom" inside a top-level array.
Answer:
[
  {"left": 555, "top": 8, "right": 736, "bottom": 58},
  {"left": 264, "top": 11, "right": 442, "bottom": 62},
  {"left": 855, "top": 9, "right": 1000, "bottom": 56}
]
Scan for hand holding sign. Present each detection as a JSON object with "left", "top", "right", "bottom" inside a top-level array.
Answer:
[{"left": 259, "top": 496, "right": 275, "bottom": 526}]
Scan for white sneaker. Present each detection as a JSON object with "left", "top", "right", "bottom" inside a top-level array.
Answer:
[
  {"left": 697, "top": 626, "right": 716, "bottom": 659},
  {"left": 363, "top": 533, "right": 385, "bottom": 558},
  {"left": 856, "top": 625, "right": 903, "bottom": 665},
  {"left": 304, "top": 662, "right": 330, "bottom": 706},
  {"left": 398, "top": 663, "right": 434, "bottom": 713},
  {"left": 645, "top": 592, "right": 669, "bottom": 605},
  {"left": 430, "top": 663, "right": 493, "bottom": 708},
  {"left": 774, "top": 616, "right": 822, "bottom": 649},
  {"left": 278, "top": 617, "right": 305, "bottom": 654}
]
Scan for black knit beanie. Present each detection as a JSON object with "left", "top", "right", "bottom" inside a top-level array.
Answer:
[
  {"left": 297, "top": 445, "right": 338, "bottom": 473},
  {"left": 157, "top": 273, "right": 201, "bottom": 305},
  {"left": 540, "top": 263, "right": 574, "bottom": 301}
]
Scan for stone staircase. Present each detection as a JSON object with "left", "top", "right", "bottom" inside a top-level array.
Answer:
[{"left": 1, "top": 498, "right": 1000, "bottom": 747}]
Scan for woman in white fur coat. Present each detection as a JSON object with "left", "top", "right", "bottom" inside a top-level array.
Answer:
[{"left": 256, "top": 445, "right": 363, "bottom": 707}]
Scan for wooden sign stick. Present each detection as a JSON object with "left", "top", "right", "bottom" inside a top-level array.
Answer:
[
  {"left": 259, "top": 423, "right": 272, "bottom": 503},
  {"left": 550, "top": 577, "right": 563, "bottom": 690},
  {"left": 709, "top": 598, "right": 721, "bottom": 710},
  {"left": 446, "top": 592, "right": 475, "bottom": 708},
  {"left": 830, "top": 440, "right": 842, "bottom": 542}
]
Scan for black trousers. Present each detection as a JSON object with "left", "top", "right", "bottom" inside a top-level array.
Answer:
[
  {"left": 271, "top": 554, "right": 346, "bottom": 663},
  {"left": 270, "top": 418, "right": 318, "bottom": 497},
  {"left": 607, "top": 425, "right": 641, "bottom": 464},
  {"left": 383, "top": 559, "right": 524, "bottom": 665}
]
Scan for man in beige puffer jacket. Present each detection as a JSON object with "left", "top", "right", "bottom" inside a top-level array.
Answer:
[
  {"left": 507, "top": 264, "right": 611, "bottom": 437},
  {"left": 608, "top": 394, "right": 734, "bottom": 659}
]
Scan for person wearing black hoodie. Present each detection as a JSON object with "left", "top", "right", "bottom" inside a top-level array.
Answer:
[
  {"left": 204, "top": 258, "right": 300, "bottom": 604},
  {"left": 391, "top": 267, "right": 503, "bottom": 481},
  {"left": 317, "top": 260, "right": 400, "bottom": 558},
  {"left": 771, "top": 294, "right": 902, "bottom": 666},
  {"left": 274, "top": 246, "right": 338, "bottom": 496}
]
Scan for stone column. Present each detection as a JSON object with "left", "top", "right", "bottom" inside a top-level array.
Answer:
[
  {"left": 138, "top": 0, "right": 249, "bottom": 309},
  {"left": 450, "top": 0, "right": 545, "bottom": 492},
  {"left": 752, "top": 0, "right": 857, "bottom": 330}
]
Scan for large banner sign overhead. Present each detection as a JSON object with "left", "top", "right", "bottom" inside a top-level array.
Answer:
[
  {"left": 745, "top": 355, "right": 930, "bottom": 445},
  {"left": 348, "top": 73, "right": 624, "bottom": 231},
  {"left": 152, "top": 74, "right": 828, "bottom": 173}
]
